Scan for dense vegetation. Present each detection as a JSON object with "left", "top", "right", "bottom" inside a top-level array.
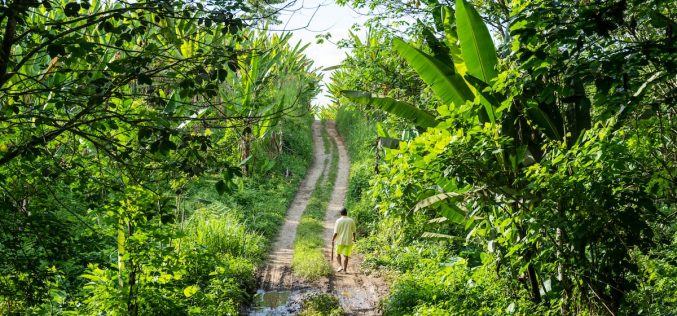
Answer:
[
  {"left": 2, "top": 0, "right": 675, "bottom": 315},
  {"left": 331, "top": 0, "right": 676, "bottom": 315},
  {"left": 0, "top": 0, "right": 320, "bottom": 314}
]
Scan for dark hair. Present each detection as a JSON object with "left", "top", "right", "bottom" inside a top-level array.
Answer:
[{"left": 340, "top": 208, "right": 348, "bottom": 216}]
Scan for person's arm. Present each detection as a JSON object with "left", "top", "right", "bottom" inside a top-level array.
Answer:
[
  {"left": 352, "top": 220, "right": 357, "bottom": 242},
  {"left": 332, "top": 233, "right": 337, "bottom": 244}
]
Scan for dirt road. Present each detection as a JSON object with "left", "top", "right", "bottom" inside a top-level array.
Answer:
[
  {"left": 322, "top": 121, "right": 388, "bottom": 315},
  {"left": 257, "top": 121, "right": 328, "bottom": 290},
  {"left": 254, "top": 121, "right": 388, "bottom": 315}
]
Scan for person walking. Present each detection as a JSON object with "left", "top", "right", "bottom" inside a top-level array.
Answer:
[{"left": 332, "top": 207, "right": 356, "bottom": 273}]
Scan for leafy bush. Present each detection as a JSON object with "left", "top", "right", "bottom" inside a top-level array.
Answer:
[
  {"left": 347, "top": 160, "right": 372, "bottom": 203},
  {"left": 299, "top": 293, "right": 345, "bottom": 316},
  {"left": 384, "top": 260, "right": 544, "bottom": 315},
  {"left": 622, "top": 230, "right": 677, "bottom": 315}
]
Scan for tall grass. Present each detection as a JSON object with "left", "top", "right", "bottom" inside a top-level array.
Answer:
[
  {"left": 335, "top": 109, "right": 381, "bottom": 237},
  {"left": 181, "top": 204, "right": 265, "bottom": 260},
  {"left": 165, "top": 117, "right": 314, "bottom": 311},
  {"left": 182, "top": 117, "right": 313, "bottom": 250},
  {"left": 335, "top": 108, "right": 376, "bottom": 162}
]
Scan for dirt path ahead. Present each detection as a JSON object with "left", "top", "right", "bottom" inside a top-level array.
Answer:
[
  {"left": 258, "top": 121, "right": 327, "bottom": 290},
  {"left": 254, "top": 121, "right": 388, "bottom": 315},
  {"left": 322, "top": 122, "right": 389, "bottom": 315}
]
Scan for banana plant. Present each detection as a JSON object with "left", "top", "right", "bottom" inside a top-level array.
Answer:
[
  {"left": 223, "top": 30, "right": 318, "bottom": 175},
  {"left": 342, "top": 0, "right": 590, "bottom": 163},
  {"left": 341, "top": 0, "right": 500, "bottom": 128}
]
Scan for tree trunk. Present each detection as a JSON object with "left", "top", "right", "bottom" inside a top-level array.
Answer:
[{"left": 240, "top": 124, "right": 252, "bottom": 176}]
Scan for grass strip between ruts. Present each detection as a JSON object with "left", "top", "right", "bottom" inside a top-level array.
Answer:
[{"left": 291, "top": 122, "right": 339, "bottom": 281}]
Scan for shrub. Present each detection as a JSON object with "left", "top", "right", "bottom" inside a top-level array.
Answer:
[
  {"left": 384, "top": 260, "right": 545, "bottom": 315},
  {"left": 299, "top": 293, "right": 345, "bottom": 316}
]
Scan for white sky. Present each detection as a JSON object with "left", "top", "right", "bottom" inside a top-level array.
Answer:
[{"left": 272, "top": 0, "right": 368, "bottom": 106}]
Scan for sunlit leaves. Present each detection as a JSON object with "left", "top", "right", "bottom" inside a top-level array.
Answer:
[
  {"left": 341, "top": 90, "right": 439, "bottom": 129},
  {"left": 455, "top": 0, "right": 498, "bottom": 84},
  {"left": 392, "top": 38, "right": 474, "bottom": 109}
]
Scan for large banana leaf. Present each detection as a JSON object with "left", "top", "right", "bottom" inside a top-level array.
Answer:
[
  {"left": 442, "top": 6, "right": 467, "bottom": 76},
  {"left": 392, "top": 38, "right": 474, "bottom": 108},
  {"left": 455, "top": 0, "right": 498, "bottom": 84},
  {"left": 341, "top": 90, "right": 439, "bottom": 128}
]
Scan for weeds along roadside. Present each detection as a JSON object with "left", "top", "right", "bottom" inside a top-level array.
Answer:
[
  {"left": 28, "top": 117, "right": 316, "bottom": 315},
  {"left": 291, "top": 121, "right": 339, "bottom": 281},
  {"left": 84, "top": 117, "right": 314, "bottom": 314},
  {"left": 335, "top": 108, "right": 378, "bottom": 239},
  {"left": 182, "top": 117, "right": 314, "bottom": 255},
  {"left": 335, "top": 109, "right": 550, "bottom": 315},
  {"left": 8, "top": 117, "right": 314, "bottom": 315}
]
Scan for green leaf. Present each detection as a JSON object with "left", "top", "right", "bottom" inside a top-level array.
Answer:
[
  {"left": 456, "top": 0, "right": 499, "bottom": 83},
  {"left": 164, "top": 91, "right": 179, "bottom": 114},
  {"left": 375, "top": 122, "right": 389, "bottom": 138},
  {"left": 341, "top": 90, "right": 439, "bottom": 128},
  {"left": 464, "top": 74, "right": 500, "bottom": 124},
  {"left": 392, "top": 38, "right": 474, "bottom": 108},
  {"left": 414, "top": 192, "right": 463, "bottom": 211},
  {"left": 527, "top": 107, "right": 562, "bottom": 140},
  {"left": 441, "top": 6, "right": 467, "bottom": 76},
  {"left": 183, "top": 285, "right": 199, "bottom": 297},
  {"left": 441, "top": 204, "right": 466, "bottom": 224}
]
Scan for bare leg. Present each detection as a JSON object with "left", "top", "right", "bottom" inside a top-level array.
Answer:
[
  {"left": 343, "top": 256, "right": 349, "bottom": 273},
  {"left": 337, "top": 254, "right": 343, "bottom": 271}
]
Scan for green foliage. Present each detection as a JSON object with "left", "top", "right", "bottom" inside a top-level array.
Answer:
[
  {"left": 316, "top": 104, "right": 340, "bottom": 121},
  {"left": 334, "top": 0, "right": 677, "bottom": 314},
  {"left": 391, "top": 38, "right": 474, "bottom": 112},
  {"left": 0, "top": 112, "right": 313, "bottom": 314},
  {"left": 385, "top": 260, "right": 544, "bottom": 316},
  {"left": 299, "top": 293, "right": 346, "bottom": 316},
  {"left": 1, "top": 0, "right": 319, "bottom": 313},
  {"left": 181, "top": 206, "right": 265, "bottom": 261},
  {"left": 341, "top": 90, "right": 439, "bottom": 129},
  {"left": 335, "top": 108, "right": 382, "bottom": 240},
  {"left": 624, "top": 237, "right": 677, "bottom": 315},
  {"left": 454, "top": 0, "right": 499, "bottom": 83},
  {"left": 335, "top": 109, "right": 377, "bottom": 163}
]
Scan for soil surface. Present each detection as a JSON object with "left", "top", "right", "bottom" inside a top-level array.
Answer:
[
  {"left": 255, "top": 121, "right": 388, "bottom": 315},
  {"left": 321, "top": 121, "right": 389, "bottom": 315},
  {"left": 257, "top": 121, "right": 328, "bottom": 290}
]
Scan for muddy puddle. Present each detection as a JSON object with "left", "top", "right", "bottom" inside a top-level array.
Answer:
[{"left": 248, "top": 289, "right": 301, "bottom": 315}]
